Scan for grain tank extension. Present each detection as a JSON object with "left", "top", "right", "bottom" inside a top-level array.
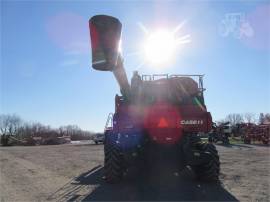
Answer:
[{"left": 89, "top": 15, "right": 220, "bottom": 183}]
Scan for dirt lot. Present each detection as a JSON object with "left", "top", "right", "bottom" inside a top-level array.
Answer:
[{"left": 0, "top": 142, "right": 269, "bottom": 201}]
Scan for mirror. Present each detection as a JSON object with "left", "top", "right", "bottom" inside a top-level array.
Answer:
[{"left": 89, "top": 15, "right": 122, "bottom": 71}]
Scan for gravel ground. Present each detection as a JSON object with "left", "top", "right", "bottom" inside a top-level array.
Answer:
[{"left": 0, "top": 142, "right": 269, "bottom": 201}]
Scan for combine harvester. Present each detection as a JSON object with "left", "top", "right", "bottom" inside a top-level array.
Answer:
[{"left": 89, "top": 15, "right": 220, "bottom": 183}]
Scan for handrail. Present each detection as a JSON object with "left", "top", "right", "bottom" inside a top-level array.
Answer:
[
  {"left": 142, "top": 75, "right": 152, "bottom": 81},
  {"left": 170, "top": 74, "right": 204, "bottom": 77},
  {"left": 152, "top": 74, "right": 169, "bottom": 80},
  {"left": 142, "top": 74, "right": 204, "bottom": 89}
]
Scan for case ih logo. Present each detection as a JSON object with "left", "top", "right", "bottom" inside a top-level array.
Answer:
[{"left": 181, "top": 120, "right": 204, "bottom": 125}]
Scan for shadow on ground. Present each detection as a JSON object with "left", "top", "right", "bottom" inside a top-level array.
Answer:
[
  {"left": 216, "top": 143, "right": 253, "bottom": 149},
  {"left": 49, "top": 165, "right": 238, "bottom": 201}
]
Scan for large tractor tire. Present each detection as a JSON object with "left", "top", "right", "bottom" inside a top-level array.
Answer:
[
  {"left": 192, "top": 143, "right": 220, "bottom": 182},
  {"left": 104, "top": 142, "right": 125, "bottom": 183}
]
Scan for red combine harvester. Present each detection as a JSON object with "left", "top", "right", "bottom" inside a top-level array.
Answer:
[{"left": 89, "top": 15, "right": 220, "bottom": 183}]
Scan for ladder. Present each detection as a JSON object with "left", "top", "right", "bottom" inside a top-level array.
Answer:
[{"left": 104, "top": 113, "right": 114, "bottom": 132}]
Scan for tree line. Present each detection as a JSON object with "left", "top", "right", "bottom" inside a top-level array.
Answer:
[
  {"left": 219, "top": 113, "right": 270, "bottom": 126},
  {"left": 0, "top": 114, "right": 97, "bottom": 145}
]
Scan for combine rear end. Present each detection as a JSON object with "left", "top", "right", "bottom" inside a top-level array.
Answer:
[{"left": 89, "top": 15, "right": 220, "bottom": 183}]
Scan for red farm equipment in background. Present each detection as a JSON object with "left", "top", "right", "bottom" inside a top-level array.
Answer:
[{"left": 238, "top": 123, "right": 270, "bottom": 145}]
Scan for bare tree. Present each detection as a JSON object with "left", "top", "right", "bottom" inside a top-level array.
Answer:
[
  {"left": 0, "top": 114, "right": 23, "bottom": 145},
  {"left": 59, "top": 125, "right": 80, "bottom": 136},
  {"left": 259, "top": 113, "right": 264, "bottom": 124},
  {"left": 17, "top": 122, "right": 46, "bottom": 139},
  {"left": 243, "top": 113, "right": 256, "bottom": 123},
  {"left": 259, "top": 113, "right": 270, "bottom": 124},
  {"left": 59, "top": 125, "right": 94, "bottom": 140},
  {"left": 264, "top": 113, "right": 270, "bottom": 121},
  {"left": 225, "top": 113, "right": 243, "bottom": 126},
  {"left": 0, "top": 114, "right": 22, "bottom": 136},
  {"left": 0, "top": 113, "right": 98, "bottom": 146},
  {"left": 31, "top": 123, "right": 48, "bottom": 137}
]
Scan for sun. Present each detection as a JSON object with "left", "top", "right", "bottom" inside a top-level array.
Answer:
[
  {"left": 144, "top": 30, "right": 176, "bottom": 66},
  {"left": 137, "top": 22, "right": 191, "bottom": 68}
]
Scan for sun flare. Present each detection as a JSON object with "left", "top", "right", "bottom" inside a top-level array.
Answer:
[
  {"left": 144, "top": 30, "right": 176, "bottom": 65},
  {"left": 139, "top": 22, "right": 191, "bottom": 67}
]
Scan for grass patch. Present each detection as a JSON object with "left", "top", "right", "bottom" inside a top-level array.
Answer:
[
  {"left": 200, "top": 137, "right": 244, "bottom": 144},
  {"left": 229, "top": 137, "right": 244, "bottom": 144}
]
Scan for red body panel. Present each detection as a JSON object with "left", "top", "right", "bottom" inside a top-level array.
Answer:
[
  {"left": 144, "top": 102, "right": 182, "bottom": 144},
  {"left": 114, "top": 98, "right": 212, "bottom": 144}
]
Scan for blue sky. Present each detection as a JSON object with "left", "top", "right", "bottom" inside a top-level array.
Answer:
[{"left": 1, "top": 1, "right": 269, "bottom": 132}]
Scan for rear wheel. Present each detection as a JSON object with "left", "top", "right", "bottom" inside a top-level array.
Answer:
[
  {"left": 104, "top": 142, "right": 124, "bottom": 183},
  {"left": 192, "top": 143, "right": 220, "bottom": 182}
]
